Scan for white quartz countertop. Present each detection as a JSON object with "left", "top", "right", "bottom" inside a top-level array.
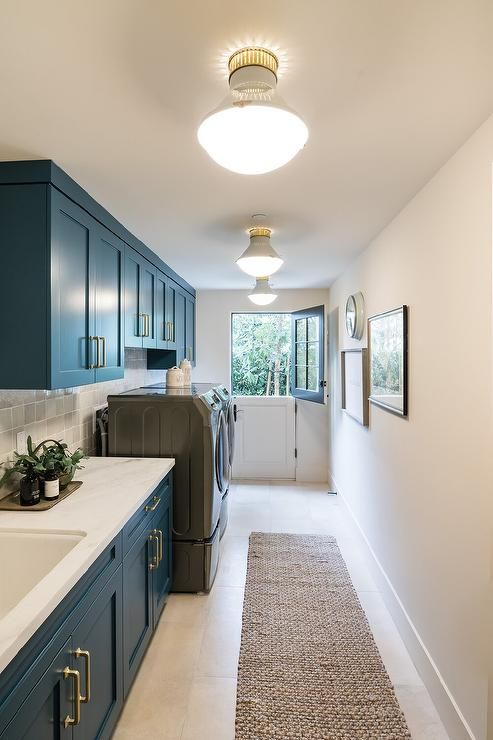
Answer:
[{"left": 0, "top": 456, "right": 174, "bottom": 674}]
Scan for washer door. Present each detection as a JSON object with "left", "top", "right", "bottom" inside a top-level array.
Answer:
[{"left": 215, "top": 410, "right": 230, "bottom": 494}]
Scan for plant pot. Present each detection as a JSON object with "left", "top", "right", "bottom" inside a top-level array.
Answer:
[{"left": 20, "top": 475, "right": 40, "bottom": 507}]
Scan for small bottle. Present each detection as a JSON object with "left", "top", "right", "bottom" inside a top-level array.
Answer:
[
  {"left": 20, "top": 473, "right": 40, "bottom": 507},
  {"left": 43, "top": 461, "right": 60, "bottom": 500}
]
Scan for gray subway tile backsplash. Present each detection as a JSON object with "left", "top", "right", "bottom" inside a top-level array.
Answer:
[{"left": 0, "top": 349, "right": 164, "bottom": 494}]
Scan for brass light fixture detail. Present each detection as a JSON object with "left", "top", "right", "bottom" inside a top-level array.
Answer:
[
  {"left": 228, "top": 47, "right": 279, "bottom": 79},
  {"left": 248, "top": 226, "right": 272, "bottom": 239}
]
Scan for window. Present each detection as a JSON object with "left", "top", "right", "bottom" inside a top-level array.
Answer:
[
  {"left": 231, "top": 306, "right": 325, "bottom": 403},
  {"left": 291, "top": 305, "right": 325, "bottom": 404},
  {"left": 231, "top": 313, "right": 291, "bottom": 396}
]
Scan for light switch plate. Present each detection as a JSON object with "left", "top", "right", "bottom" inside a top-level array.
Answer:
[{"left": 16, "top": 431, "right": 27, "bottom": 455}]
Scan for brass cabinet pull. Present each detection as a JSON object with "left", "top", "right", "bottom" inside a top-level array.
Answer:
[
  {"left": 145, "top": 495, "right": 160, "bottom": 513},
  {"left": 99, "top": 336, "right": 106, "bottom": 368},
  {"left": 137, "top": 313, "right": 144, "bottom": 337},
  {"left": 74, "top": 648, "right": 91, "bottom": 703},
  {"left": 95, "top": 336, "right": 101, "bottom": 368},
  {"left": 145, "top": 313, "right": 151, "bottom": 337},
  {"left": 63, "top": 667, "right": 81, "bottom": 728},
  {"left": 171, "top": 321, "right": 174, "bottom": 341},
  {"left": 157, "top": 529, "right": 163, "bottom": 565},
  {"left": 148, "top": 530, "right": 159, "bottom": 570},
  {"left": 88, "top": 336, "right": 99, "bottom": 369}
]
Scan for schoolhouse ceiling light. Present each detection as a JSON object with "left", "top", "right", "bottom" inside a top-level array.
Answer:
[
  {"left": 248, "top": 276, "right": 278, "bottom": 306},
  {"left": 198, "top": 47, "right": 308, "bottom": 175},
  {"left": 236, "top": 223, "right": 283, "bottom": 278}
]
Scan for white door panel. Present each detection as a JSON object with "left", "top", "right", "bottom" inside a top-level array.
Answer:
[{"left": 232, "top": 396, "right": 295, "bottom": 480}]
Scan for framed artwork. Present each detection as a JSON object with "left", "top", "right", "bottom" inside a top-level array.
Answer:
[
  {"left": 341, "top": 349, "right": 369, "bottom": 426},
  {"left": 368, "top": 305, "right": 408, "bottom": 416}
]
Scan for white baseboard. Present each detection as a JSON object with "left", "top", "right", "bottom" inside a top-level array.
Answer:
[{"left": 329, "top": 469, "right": 477, "bottom": 740}]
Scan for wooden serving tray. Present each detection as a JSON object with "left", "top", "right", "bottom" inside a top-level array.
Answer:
[{"left": 0, "top": 481, "right": 83, "bottom": 511}]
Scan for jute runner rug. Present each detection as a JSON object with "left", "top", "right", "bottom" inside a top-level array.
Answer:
[{"left": 235, "top": 532, "right": 411, "bottom": 740}]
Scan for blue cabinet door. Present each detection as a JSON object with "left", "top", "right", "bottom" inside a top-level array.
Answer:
[
  {"left": 166, "top": 279, "right": 177, "bottom": 351},
  {"left": 140, "top": 260, "right": 157, "bottom": 349},
  {"left": 122, "top": 525, "right": 153, "bottom": 697},
  {"left": 72, "top": 567, "right": 123, "bottom": 740},
  {"left": 2, "top": 639, "right": 73, "bottom": 740},
  {"left": 155, "top": 271, "right": 167, "bottom": 349},
  {"left": 124, "top": 247, "right": 143, "bottom": 348},
  {"left": 50, "top": 188, "right": 95, "bottom": 388},
  {"left": 185, "top": 295, "right": 195, "bottom": 365},
  {"left": 151, "top": 492, "right": 172, "bottom": 628},
  {"left": 94, "top": 226, "right": 124, "bottom": 382},
  {"left": 174, "top": 290, "right": 186, "bottom": 365}
]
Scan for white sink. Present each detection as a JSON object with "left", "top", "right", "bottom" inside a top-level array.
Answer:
[{"left": 0, "top": 529, "right": 86, "bottom": 619}]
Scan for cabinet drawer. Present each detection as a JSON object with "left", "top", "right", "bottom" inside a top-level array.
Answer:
[{"left": 122, "top": 474, "right": 171, "bottom": 555}]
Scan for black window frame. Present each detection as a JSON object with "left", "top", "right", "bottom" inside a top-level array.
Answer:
[{"left": 291, "top": 304, "right": 325, "bottom": 404}]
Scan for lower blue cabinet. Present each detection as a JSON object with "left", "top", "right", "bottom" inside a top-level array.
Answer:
[
  {"left": 122, "top": 524, "right": 154, "bottom": 697},
  {"left": 152, "top": 501, "right": 172, "bottom": 628},
  {"left": 122, "top": 485, "right": 172, "bottom": 696},
  {"left": 0, "top": 474, "right": 172, "bottom": 739},
  {"left": 72, "top": 568, "right": 123, "bottom": 739},
  {"left": 2, "top": 639, "right": 73, "bottom": 740}
]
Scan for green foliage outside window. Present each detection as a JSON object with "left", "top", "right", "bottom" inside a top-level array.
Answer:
[{"left": 231, "top": 313, "right": 292, "bottom": 396}]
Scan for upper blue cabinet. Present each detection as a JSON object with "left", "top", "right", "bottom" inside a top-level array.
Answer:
[{"left": 0, "top": 161, "right": 195, "bottom": 389}]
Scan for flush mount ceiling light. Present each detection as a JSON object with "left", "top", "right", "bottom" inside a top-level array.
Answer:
[
  {"left": 236, "top": 223, "right": 283, "bottom": 277},
  {"left": 248, "top": 277, "right": 278, "bottom": 305},
  {"left": 198, "top": 47, "right": 308, "bottom": 175}
]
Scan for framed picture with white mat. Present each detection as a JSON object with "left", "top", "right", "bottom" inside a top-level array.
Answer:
[{"left": 341, "top": 348, "right": 369, "bottom": 426}]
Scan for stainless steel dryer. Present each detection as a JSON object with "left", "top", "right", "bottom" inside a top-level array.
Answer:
[{"left": 108, "top": 384, "right": 230, "bottom": 592}]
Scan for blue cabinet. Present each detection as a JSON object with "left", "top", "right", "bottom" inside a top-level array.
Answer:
[
  {"left": 173, "top": 289, "right": 196, "bottom": 366},
  {"left": 122, "top": 479, "right": 172, "bottom": 695},
  {"left": 0, "top": 474, "right": 172, "bottom": 739},
  {"left": 0, "top": 160, "right": 195, "bottom": 389},
  {"left": 1, "top": 569, "right": 123, "bottom": 740},
  {"left": 51, "top": 189, "right": 124, "bottom": 388},
  {"left": 124, "top": 246, "right": 158, "bottom": 349},
  {"left": 72, "top": 568, "right": 123, "bottom": 739},
  {"left": 2, "top": 639, "right": 73, "bottom": 740},
  {"left": 156, "top": 271, "right": 178, "bottom": 351},
  {"left": 151, "top": 499, "right": 173, "bottom": 626},
  {"left": 0, "top": 184, "right": 124, "bottom": 390},
  {"left": 185, "top": 293, "right": 196, "bottom": 366}
]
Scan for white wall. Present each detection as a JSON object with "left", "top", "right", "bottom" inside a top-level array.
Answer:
[
  {"left": 328, "top": 116, "right": 493, "bottom": 739},
  {"left": 194, "top": 288, "right": 330, "bottom": 482}
]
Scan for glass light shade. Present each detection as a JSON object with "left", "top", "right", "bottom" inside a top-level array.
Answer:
[
  {"left": 197, "top": 98, "right": 308, "bottom": 175},
  {"left": 236, "top": 254, "right": 283, "bottom": 278},
  {"left": 248, "top": 277, "right": 277, "bottom": 305}
]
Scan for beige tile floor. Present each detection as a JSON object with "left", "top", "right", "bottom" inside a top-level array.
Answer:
[{"left": 113, "top": 480, "right": 449, "bottom": 740}]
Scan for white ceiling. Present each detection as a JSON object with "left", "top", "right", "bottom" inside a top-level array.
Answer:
[{"left": 1, "top": 1, "right": 493, "bottom": 289}]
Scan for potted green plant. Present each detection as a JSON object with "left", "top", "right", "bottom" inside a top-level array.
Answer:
[
  {"left": 0, "top": 436, "right": 45, "bottom": 506},
  {"left": 36, "top": 439, "right": 86, "bottom": 491}
]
